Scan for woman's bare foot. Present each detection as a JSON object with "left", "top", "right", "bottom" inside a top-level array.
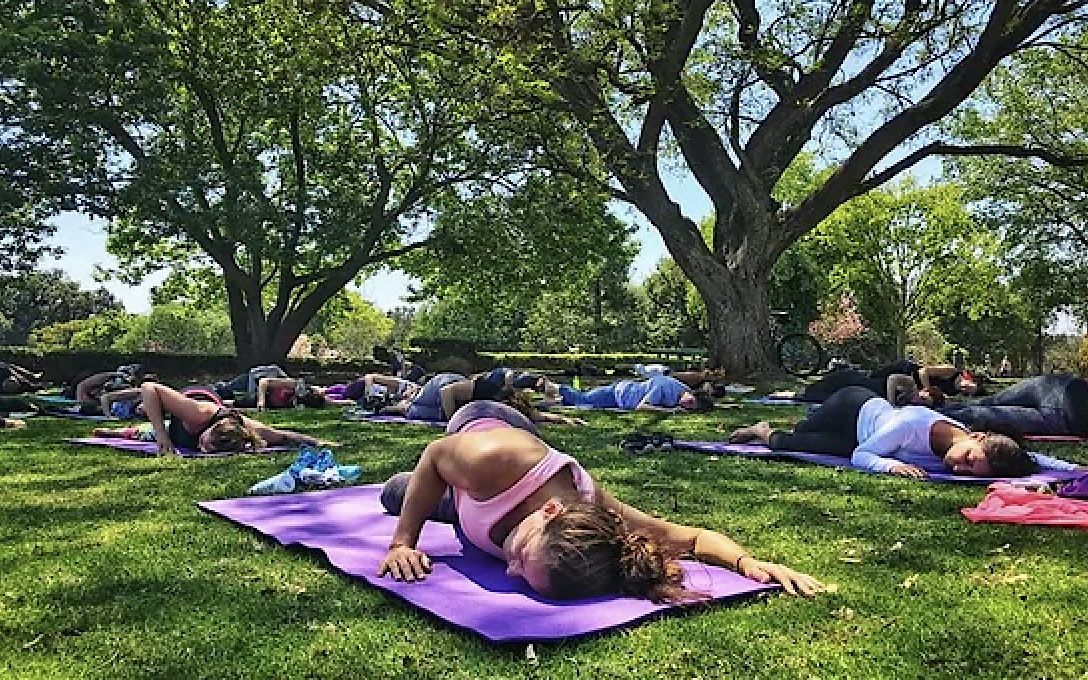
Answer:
[
  {"left": 728, "top": 421, "right": 772, "bottom": 444},
  {"left": 2, "top": 418, "right": 26, "bottom": 429}
]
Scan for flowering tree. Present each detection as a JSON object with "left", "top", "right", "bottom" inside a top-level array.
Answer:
[{"left": 809, "top": 293, "right": 868, "bottom": 345}]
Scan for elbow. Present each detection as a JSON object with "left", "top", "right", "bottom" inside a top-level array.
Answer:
[{"left": 140, "top": 382, "right": 158, "bottom": 400}]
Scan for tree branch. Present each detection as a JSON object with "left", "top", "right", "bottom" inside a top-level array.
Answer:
[{"left": 858, "top": 141, "right": 1088, "bottom": 195}]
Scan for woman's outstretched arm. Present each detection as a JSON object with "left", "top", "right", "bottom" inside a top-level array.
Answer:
[
  {"left": 597, "top": 489, "right": 826, "bottom": 596},
  {"left": 75, "top": 371, "right": 119, "bottom": 403},
  {"left": 439, "top": 380, "right": 474, "bottom": 422},
  {"left": 530, "top": 409, "right": 586, "bottom": 426},
  {"left": 242, "top": 418, "right": 320, "bottom": 447}
]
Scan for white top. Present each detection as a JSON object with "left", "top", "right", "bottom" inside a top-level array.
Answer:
[
  {"left": 852, "top": 398, "right": 1080, "bottom": 473},
  {"left": 853, "top": 399, "right": 967, "bottom": 473}
]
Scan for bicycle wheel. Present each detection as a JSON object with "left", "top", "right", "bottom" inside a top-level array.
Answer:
[{"left": 777, "top": 333, "right": 825, "bottom": 377}]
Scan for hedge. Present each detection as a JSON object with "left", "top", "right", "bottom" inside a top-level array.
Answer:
[
  {"left": 1, "top": 347, "right": 706, "bottom": 384},
  {"left": 477, "top": 351, "right": 704, "bottom": 373},
  {"left": 0, "top": 347, "right": 389, "bottom": 384}
]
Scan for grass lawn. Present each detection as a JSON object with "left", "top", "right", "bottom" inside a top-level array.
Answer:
[{"left": 2, "top": 405, "right": 1087, "bottom": 679}]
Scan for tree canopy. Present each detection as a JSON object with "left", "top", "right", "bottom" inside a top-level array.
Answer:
[
  {"left": 0, "top": 269, "right": 121, "bottom": 345},
  {"left": 437, "top": 0, "right": 1088, "bottom": 373},
  {"left": 2, "top": 0, "right": 595, "bottom": 364}
]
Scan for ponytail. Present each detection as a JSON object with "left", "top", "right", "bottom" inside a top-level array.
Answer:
[
  {"left": 542, "top": 501, "right": 702, "bottom": 603},
  {"left": 205, "top": 412, "right": 267, "bottom": 452},
  {"left": 496, "top": 387, "right": 536, "bottom": 421}
]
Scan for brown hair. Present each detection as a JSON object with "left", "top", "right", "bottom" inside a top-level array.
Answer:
[
  {"left": 497, "top": 387, "right": 537, "bottom": 421},
  {"left": 688, "top": 390, "right": 715, "bottom": 413},
  {"left": 541, "top": 501, "right": 703, "bottom": 603},
  {"left": 980, "top": 433, "right": 1037, "bottom": 477},
  {"left": 924, "top": 386, "right": 946, "bottom": 407},
  {"left": 205, "top": 414, "right": 266, "bottom": 452}
]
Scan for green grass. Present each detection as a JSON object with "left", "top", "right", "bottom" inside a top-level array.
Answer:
[{"left": 2, "top": 406, "right": 1087, "bottom": 679}]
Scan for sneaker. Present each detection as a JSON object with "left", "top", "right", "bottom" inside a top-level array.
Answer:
[
  {"left": 314, "top": 448, "right": 337, "bottom": 472},
  {"left": 298, "top": 467, "right": 342, "bottom": 486},
  {"left": 620, "top": 433, "right": 651, "bottom": 455},
  {"left": 288, "top": 446, "right": 323, "bottom": 478},
  {"left": 649, "top": 432, "right": 675, "bottom": 450},
  {"left": 336, "top": 464, "right": 363, "bottom": 482}
]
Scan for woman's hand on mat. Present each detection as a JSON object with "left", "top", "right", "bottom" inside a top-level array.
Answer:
[
  {"left": 378, "top": 545, "right": 433, "bottom": 582},
  {"left": 155, "top": 439, "right": 176, "bottom": 456},
  {"left": 889, "top": 464, "right": 927, "bottom": 479},
  {"left": 739, "top": 559, "right": 825, "bottom": 597}
]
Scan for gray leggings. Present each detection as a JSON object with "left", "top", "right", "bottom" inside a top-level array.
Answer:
[{"left": 380, "top": 472, "right": 458, "bottom": 524}]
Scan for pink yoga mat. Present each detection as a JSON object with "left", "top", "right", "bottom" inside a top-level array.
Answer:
[
  {"left": 198, "top": 485, "right": 779, "bottom": 642},
  {"left": 675, "top": 441, "right": 1083, "bottom": 485},
  {"left": 962, "top": 484, "right": 1088, "bottom": 529}
]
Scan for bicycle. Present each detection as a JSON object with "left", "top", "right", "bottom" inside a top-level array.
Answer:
[{"left": 769, "top": 311, "right": 825, "bottom": 377}]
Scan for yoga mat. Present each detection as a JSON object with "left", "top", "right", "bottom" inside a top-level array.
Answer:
[
  {"left": 40, "top": 410, "right": 114, "bottom": 421},
  {"left": 30, "top": 395, "right": 81, "bottom": 408},
  {"left": 198, "top": 485, "right": 778, "bottom": 642},
  {"left": 27, "top": 395, "right": 114, "bottom": 421},
  {"left": 342, "top": 411, "right": 446, "bottom": 428},
  {"left": 962, "top": 484, "right": 1088, "bottom": 529},
  {"left": 675, "top": 441, "right": 1083, "bottom": 485},
  {"left": 553, "top": 404, "right": 632, "bottom": 413},
  {"left": 1023, "top": 434, "right": 1088, "bottom": 443},
  {"left": 68, "top": 437, "right": 294, "bottom": 459},
  {"left": 743, "top": 397, "right": 809, "bottom": 406}
]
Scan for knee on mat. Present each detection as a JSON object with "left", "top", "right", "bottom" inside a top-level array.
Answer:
[{"left": 380, "top": 472, "right": 412, "bottom": 515}]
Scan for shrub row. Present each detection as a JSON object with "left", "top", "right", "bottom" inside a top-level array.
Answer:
[
  {"left": 1, "top": 347, "right": 706, "bottom": 384},
  {"left": 0, "top": 347, "right": 389, "bottom": 384}
]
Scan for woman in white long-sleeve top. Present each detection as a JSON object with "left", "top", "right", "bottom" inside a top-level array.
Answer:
[{"left": 729, "top": 386, "right": 1084, "bottom": 479}]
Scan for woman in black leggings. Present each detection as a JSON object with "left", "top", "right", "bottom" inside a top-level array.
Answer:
[
  {"left": 729, "top": 386, "right": 1056, "bottom": 478},
  {"left": 940, "top": 374, "right": 1088, "bottom": 436},
  {"left": 796, "top": 360, "right": 954, "bottom": 406}
]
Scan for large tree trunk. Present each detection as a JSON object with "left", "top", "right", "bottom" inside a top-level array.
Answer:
[
  {"left": 224, "top": 280, "right": 287, "bottom": 369},
  {"left": 700, "top": 275, "right": 775, "bottom": 374},
  {"left": 1033, "top": 318, "right": 1045, "bottom": 374},
  {"left": 231, "top": 317, "right": 299, "bottom": 368}
]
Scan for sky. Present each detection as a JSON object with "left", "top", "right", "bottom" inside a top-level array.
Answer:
[{"left": 44, "top": 176, "right": 709, "bottom": 314}]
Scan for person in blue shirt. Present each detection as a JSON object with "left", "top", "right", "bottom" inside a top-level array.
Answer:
[{"left": 546, "top": 374, "right": 715, "bottom": 412}]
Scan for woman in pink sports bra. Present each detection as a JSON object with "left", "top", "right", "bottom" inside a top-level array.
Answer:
[{"left": 377, "top": 402, "right": 825, "bottom": 601}]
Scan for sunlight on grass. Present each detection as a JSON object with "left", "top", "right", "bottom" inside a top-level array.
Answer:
[{"left": 1, "top": 409, "right": 1086, "bottom": 678}]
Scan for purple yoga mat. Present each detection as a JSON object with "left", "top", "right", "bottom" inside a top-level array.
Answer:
[
  {"left": 1024, "top": 434, "right": 1088, "bottom": 443},
  {"left": 676, "top": 441, "right": 1082, "bottom": 485},
  {"left": 743, "top": 397, "right": 809, "bottom": 406},
  {"left": 198, "top": 485, "right": 778, "bottom": 642},
  {"left": 342, "top": 412, "right": 446, "bottom": 428},
  {"left": 68, "top": 437, "right": 293, "bottom": 459},
  {"left": 42, "top": 410, "right": 115, "bottom": 422}
]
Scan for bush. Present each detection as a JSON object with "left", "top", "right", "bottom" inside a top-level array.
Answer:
[
  {"left": 906, "top": 320, "right": 951, "bottom": 366},
  {"left": 0, "top": 347, "right": 388, "bottom": 385}
]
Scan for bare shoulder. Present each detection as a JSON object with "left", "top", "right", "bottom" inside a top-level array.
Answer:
[{"left": 437, "top": 428, "right": 549, "bottom": 496}]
